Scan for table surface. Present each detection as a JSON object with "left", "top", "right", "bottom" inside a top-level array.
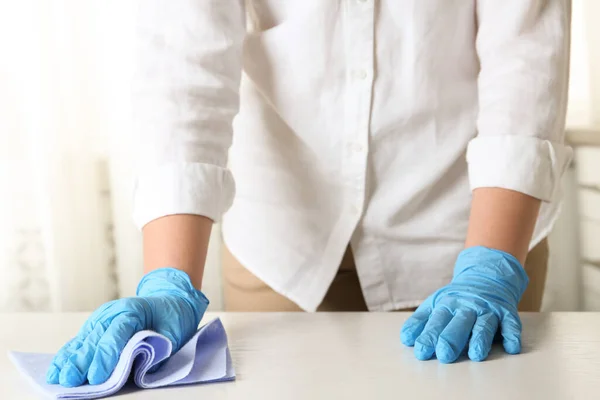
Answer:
[{"left": 1, "top": 312, "right": 600, "bottom": 400}]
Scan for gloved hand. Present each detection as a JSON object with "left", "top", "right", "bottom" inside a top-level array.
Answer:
[
  {"left": 46, "top": 268, "right": 208, "bottom": 387},
  {"left": 400, "top": 246, "right": 529, "bottom": 363}
]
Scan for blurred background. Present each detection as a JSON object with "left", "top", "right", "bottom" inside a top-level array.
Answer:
[{"left": 0, "top": 0, "right": 598, "bottom": 313}]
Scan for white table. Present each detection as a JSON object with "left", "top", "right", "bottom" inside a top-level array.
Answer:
[{"left": 2, "top": 312, "right": 600, "bottom": 399}]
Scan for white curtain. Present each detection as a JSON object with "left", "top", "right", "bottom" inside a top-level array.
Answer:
[
  {"left": 0, "top": 1, "right": 129, "bottom": 312},
  {"left": 0, "top": 0, "right": 597, "bottom": 313}
]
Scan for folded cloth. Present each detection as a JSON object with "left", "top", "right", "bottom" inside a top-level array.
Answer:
[{"left": 8, "top": 318, "right": 235, "bottom": 399}]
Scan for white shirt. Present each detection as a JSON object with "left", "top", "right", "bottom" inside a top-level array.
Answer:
[{"left": 132, "top": 0, "right": 572, "bottom": 311}]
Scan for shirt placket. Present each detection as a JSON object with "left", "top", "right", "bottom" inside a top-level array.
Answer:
[
  {"left": 343, "top": 0, "right": 395, "bottom": 310},
  {"left": 343, "top": 0, "right": 375, "bottom": 221}
]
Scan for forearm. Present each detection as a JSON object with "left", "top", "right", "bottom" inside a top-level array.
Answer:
[
  {"left": 465, "top": 187, "right": 541, "bottom": 264},
  {"left": 143, "top": 214, "right": 213, "bottom": 290},
  {"left": 465, "top": 0, "right": 569, "bottom": 265},
  {"left": 134, "top": 1, "right": 245, "bottom": 291}
]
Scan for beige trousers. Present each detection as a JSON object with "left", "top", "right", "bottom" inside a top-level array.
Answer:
[{"left": 222, "top": 239, "right": 549, "bottom": 312}]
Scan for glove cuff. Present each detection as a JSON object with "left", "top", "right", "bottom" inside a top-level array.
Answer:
[
  {"left": 136, "top": 268, "right": 209, "bottom": 325},
  {"left": 454, "top": 246, "right": 530, "bottom": 301}
]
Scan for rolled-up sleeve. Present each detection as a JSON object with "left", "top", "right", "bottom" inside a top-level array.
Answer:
[
  {"left": 467, "top": 0, "right": 572, "bottom": 201},
  {"left": 131, "top": 0, "right": 245, "bottom": 229}
]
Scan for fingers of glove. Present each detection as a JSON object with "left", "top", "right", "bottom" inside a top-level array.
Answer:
[
  {"left": 88, "top": 314, "right": 142, "bottom": 385},
  {"left": 47, "top": 300, "right": 117, "bottom": 384},
  {"left": 436, "top": 308, "right": 477, "bottom": 363},
  {"left": 46, "top": 337, "right": 85, "bottom": 384},
  {"left": 401, "top": 307, "right": 432, "bottom": 346},
  {"left": 414, "top": 307, "right": 453, "bottom": 360},
  {"left": 58, "top": 323, "right": 106, "bottom": 387},
  {"left": 468, "top": 313, "right": 499, "bottom": 362},
  {"left": 500, "top": 313, "right": 523, "bottom": 355}
]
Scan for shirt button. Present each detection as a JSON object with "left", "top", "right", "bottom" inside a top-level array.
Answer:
[
  {"left": 348, "top": 142, "right": 364, "bottom": 153},
  {"left": 354, "top": 69, "right": 368, "bottom": 80}
]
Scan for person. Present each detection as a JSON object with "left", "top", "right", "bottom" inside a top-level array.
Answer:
[{"left": 47, "top": 0, "right": 571, "bottom": 387}]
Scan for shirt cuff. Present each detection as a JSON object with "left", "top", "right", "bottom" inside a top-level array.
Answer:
[
  {"left": 466, "top": 136, "right": 572, "bottom": 202},
  {"left": 132, "top": 162, "right": 235, "bottom": 230}
]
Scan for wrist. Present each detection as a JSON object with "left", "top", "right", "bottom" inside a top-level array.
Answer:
[
  {"left": 142, "top": 214, "right": 213, "bottom": 290},
  {"left": 137, "top": 267, "right": 209, "bottom": 323},
  {"left": 454, "top": 246, "right": 529, "bottom": 301},
  {"left": 466, "top": 188, "right": 541, "bottom": 264}
]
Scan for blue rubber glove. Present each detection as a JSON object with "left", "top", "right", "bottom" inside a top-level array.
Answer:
[
  {"left": 400, "top": 246, "right": 529, "bottom": 363},
  {"left": 46, "top": 268, "right": 208, "bottom": 387}
]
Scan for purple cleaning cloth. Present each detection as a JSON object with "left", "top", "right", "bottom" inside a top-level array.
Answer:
[{"left": 8, "top": 318, "right": 235, "bottom": 399}]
